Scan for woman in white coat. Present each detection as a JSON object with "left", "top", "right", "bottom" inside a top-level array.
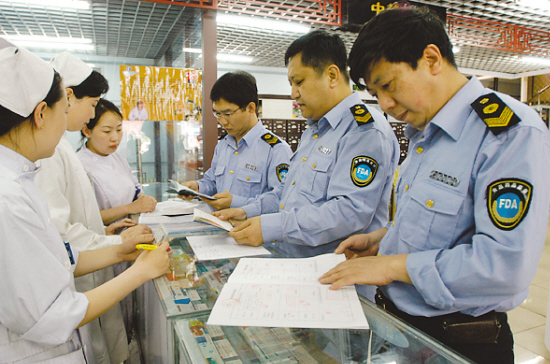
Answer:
[
  {"left": 34, "top": 52, "right": 154, "bottom": 364},
  {"left": 78, "top": 98, "right": 157, "bottom": 226},
  {"left": 0, "top": 39, "right": 169, "bottom": 364},
  {"left": 77, "top": 98, "right": 157, "bottom": 341}
]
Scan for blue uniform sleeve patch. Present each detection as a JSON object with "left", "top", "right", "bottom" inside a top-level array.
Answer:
[
  {"left": 276, "top": 163, "right": 289, "bottom": 182},
  {"left": 350, "top": 156, "right": 378, "bottom": 187},
  {"left": 486, "top": 178, "right": 532, "bottom": 230}
]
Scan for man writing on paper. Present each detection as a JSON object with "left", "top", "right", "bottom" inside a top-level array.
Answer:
[
  {"left": 320, "top": 8, "right": 550, "bottom": 363},
  {"left": 214, "top": 31, "right": 399, "bottom": 269},
  {"left": 179, "top": 71, "right": 292, "bottom": 210}
]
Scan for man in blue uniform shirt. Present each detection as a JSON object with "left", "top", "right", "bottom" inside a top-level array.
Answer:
[
  {"left": 214, "top": 31, "right": 399, "bottom": 263},
  {"left": 180, "top": 71, "right": 292, "bottom": 210},
  {"left": 320, "top": 8, "right": 550, "bottom": 363}
]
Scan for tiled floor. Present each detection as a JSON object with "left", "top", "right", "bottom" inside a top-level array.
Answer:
[{"left": 509, "top": 220, "right": 550, "bottom": 363}]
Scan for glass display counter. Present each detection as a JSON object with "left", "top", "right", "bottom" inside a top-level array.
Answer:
[
  {"left": 136, "top": 235, "right": 287, "bottom": 363},
  {"left": 133, "top": 188, "right": 472, "bottom": 363},
  {"left": 173, "top": 298, "right": 473, "bottom": 364}
]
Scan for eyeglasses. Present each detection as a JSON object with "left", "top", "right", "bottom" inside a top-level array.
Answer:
[{"left": 212, "top": 108, "right": 241, "bottom": 120}]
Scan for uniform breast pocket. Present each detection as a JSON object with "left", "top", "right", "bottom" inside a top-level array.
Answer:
[
  {"left": 236, "top": 169, "right": 263, "bottom": 197},
  {"left": 399, "top": 183, "right": 464, "bottom": 251},
  {"left": 214, "top": 165, "right": 225, "bottom": 177},
  {"left": 299, "top": 155, "right": 332, "bottom": 203}
]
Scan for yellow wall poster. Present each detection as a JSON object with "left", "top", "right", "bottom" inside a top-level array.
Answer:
[{"left": 120, "top": 65, "right": 202, "bottom": 122}]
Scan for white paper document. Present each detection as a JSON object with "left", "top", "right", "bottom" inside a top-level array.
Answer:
[
  {"left": 138, "top": 202, "right": 223, "bottom": 234},
  {"left": 207, "top": 254, "right": 369, "bottom": 330},
  {"left": 193, "top": 208, "right": 233, "bottom": 231},
  {"left": 186, "top": 234, "right": 271, "bottom": 261}
]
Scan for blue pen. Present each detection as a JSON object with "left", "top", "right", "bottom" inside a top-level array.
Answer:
[{"left": 133, "top": 187, "right": 141, "bottom": 201}]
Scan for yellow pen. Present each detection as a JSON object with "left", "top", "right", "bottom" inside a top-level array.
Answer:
[{"left": 136, "top": 244, "right": 158, "bottom": 251}]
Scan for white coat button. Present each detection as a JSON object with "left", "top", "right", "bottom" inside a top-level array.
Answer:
[
  {"left": 93, "top": 157, "right": 98, "bottom": 161},
  {"left": 65, "top": 260, "right": 71, "bottom": 270},
  {"left": 22, "top": 165, "right": 29, "bottom": 172}
]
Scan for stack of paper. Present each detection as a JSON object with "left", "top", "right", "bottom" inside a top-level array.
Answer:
[
  {"left": 139, "top": 201, "right": 222, "bottom": 234},
  {"left": 207, "top": 254, "right": 369, "bottom": 330},
  {"left": 187, "top": 234, "right": 271, "bottom": 261}
]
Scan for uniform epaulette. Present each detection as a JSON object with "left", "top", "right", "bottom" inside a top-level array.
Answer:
[
  {"left": 471, "top": 93, "right": 521, "bottom": 135},
  {"left": 350, "top": 104, "right": 374, "bottom": 126},
  {"left": 261, "top": 133, "right": 281, "bottom": 147}
]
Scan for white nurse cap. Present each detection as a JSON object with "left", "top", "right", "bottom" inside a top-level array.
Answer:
[
  {"left": 50, "top": 52, "right": 92, "bottom": 88},
  {"left": 0, "top": 38, "right": 55, "bottom": 117}
]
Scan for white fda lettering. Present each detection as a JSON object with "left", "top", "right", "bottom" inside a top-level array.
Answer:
[{"left": 499, "top": 199, "right": 518, "bottom": 209}]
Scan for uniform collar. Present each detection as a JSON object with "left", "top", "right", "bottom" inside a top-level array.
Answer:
[
  {"left": 80, "top": 142, "right": 109, "bottom": 160},
  {"left": 240, "top": 121, "right": 264, "bottom": 146},
  {"left": 0, "top": 143, "right": 38, "bottom": 177},
  {"left": 226, "top": 120, "right": 264, "bottom": 148},
  {"left": 421, "top": 77, "right": 485, "bottom": 141},
  {"left": 308, "top": 91, "right": 361, "bottom": 130}
]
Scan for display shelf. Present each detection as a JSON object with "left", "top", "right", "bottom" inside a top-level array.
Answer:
[
  {"left": 153, "top": 236, "right": 284, "bottom": 319},
  {"left": 173, "top": 298, "right": 473, "bottom": 364}
]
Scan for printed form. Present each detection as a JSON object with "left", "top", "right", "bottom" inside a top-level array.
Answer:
[
  {"left": 186, "top": 234, "right": 271, "bottom": 261},
  {"left": 207, "top": 254, "right": 369, "bottom": 330}
]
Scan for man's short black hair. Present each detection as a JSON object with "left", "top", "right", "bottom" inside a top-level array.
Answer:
[
  {"left": 210, "top": 71, "right": 259, "bottom": 113},
  {"left": 285, "top": 30, "right": 349, "bottom": 81},
  {"left": 71, "top": 70, "right": 109, "bottom": 99},
  {"left": 349, "top": 7, "right": 456, "bottom": 90}
]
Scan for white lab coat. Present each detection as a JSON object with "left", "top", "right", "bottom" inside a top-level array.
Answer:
[
  {"left": 0, "top": 144, "right": 88, "bottom": 363},
  {"left": 35, "top": 136, "right": 128, "bottom": 364},
  {"left": 77, "top": 143, "right": 140, "bottom": 214},
  {"left": 77, "top": 143, "right": 140, "bottom": 341}
]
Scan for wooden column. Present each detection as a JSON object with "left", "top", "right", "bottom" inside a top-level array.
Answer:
[{"left": 201, "top": 8, "right": 217, "bottom": 171}]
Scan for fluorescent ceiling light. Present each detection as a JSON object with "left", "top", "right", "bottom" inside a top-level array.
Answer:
[
  {"left": 183, "top": 48, "right": 202, "bottom": 54},
  {"left": 4, "top": 36, "right": 95, "bottom": 51},
  {"left": 217, "top": 14, "right": 310, "bottom": 34},
  {"left": 217, "top": 53, "right": 253, "bottom": 63},
  {"left": 517, "top": 0, "right": 550, "bottom": 12},
  {"left": 0, "top": 0, "right": 90, "bottom": 10},
  {"left": 183, "top": 48, "right": 254, "bottom": 63},
  {"left": 452, "top": 45, "right": 460, "bottom": 53},
  {"left": 521, "top": 56, "right": 550, "bottom": 67}
]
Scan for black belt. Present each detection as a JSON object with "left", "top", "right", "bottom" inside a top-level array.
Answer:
[{"left": 375, "top": 289, "right": 505, "bottom": 345}]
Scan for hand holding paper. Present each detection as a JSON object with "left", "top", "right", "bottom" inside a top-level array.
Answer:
[
  {"left": 167, "top": 179, "right": 217, "bottom": 201},
  {"left": 193, "top": 208, "right": 233, "bottom": 231}
]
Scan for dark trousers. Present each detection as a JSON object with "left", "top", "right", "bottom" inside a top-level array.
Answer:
[{"left": 375, "top": 290, "right": 514, "bottom": 364}]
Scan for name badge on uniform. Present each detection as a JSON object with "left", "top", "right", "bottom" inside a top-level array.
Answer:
[
  {"left": 429, "top": 170, "right": 459, "bottom": 187},
  {"left": 487, "top": 178, "right": 532, "bottom": 230},
  {"left": 245, "top": 163, "right": 258, "bottom": 171},
  {"left": 318, "top": 146, "right": 331, "bottom": 155}
]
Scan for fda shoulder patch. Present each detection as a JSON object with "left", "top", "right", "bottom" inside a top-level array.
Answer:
[
  {"left": 276, "top": 163, "right": 289, "bottom": 182},
  {"left": 261, "top": 133, "right": 281, "bottom": 147},
  {"left": 350, "top": 156, "right": 378, "bottom": 187},
  {"left": 487, "top": 178, "right": 532, "bottom": 230},
  {"left": 471, "top": 93, "right": 521, "bottom": 135},
  {"left": 350, "top": 104, "right": 373, "bottom": 126}
]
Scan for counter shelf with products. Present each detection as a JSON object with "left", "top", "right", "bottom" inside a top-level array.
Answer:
[
  {"left": 173, "top": 298, "right": 474, "bottom": 364},
  {"left": 136, "top": 234, "right": 287, "bottom": 363},
  {"left": 136, "top": 183, "right": 472, "bottom": 364}
]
